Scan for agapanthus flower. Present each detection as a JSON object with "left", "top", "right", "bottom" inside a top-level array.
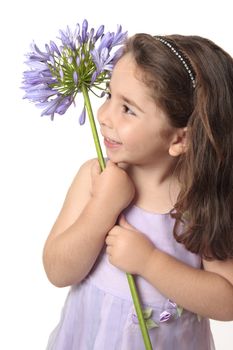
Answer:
[{"left": 22, "top": 19, "right": 127, "bottom": 122}]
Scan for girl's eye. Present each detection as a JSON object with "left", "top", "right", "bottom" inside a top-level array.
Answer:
[{"left": 122, "top": 104, "right": 135, "bottom": 116}]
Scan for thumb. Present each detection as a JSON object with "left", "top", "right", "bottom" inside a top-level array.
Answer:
[{"left": 118, "top": 214, "right": 135, "bottom": 231}]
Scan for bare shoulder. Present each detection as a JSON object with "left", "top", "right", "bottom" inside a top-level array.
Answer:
[
  {"left": 67, "top": 158, "right": 97, "bottom": 196},
  {"left": 48, "top": 158, "right": 97, "bottom": 237},
  {"left": 203, "top": 258, "right": 233, "bottom": 286}
]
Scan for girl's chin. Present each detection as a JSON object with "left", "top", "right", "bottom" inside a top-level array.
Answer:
[
  {"left": 105, "top": 150, "right": 134, "bottom": 167},
  {"left": 106, "top": 153, "right": 126, "bottom": 165},
  {"left": 106, "top": 156, "right": 130, "bottom": 169}
]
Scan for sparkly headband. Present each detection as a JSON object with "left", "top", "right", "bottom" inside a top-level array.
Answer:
[{"left": 154, "top": 37, "right": 196, "bottom": 88}]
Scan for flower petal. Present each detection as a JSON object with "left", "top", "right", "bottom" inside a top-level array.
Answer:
[
  {"left": 79, "top": 106, "right": 86, "bottom": 125},
  {"left": 160, "top": 311, "right": 172, "bottom": 322},
  {"left": 81, "top": 19, "right": 88, "bottom": 42}
]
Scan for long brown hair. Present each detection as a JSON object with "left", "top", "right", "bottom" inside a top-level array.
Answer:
[{"left": 123, "top": 33, "right": 233, "bottom": 260}]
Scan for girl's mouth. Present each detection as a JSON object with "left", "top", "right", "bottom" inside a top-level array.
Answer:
[{"left": 104, "top": 137, "right": 122, "bottom": 148}]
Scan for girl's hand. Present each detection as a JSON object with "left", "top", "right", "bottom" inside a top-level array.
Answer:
[
  {"left": 106, "top": 215, "right": 155, "bottom": 275},
  {"left": 91, "top": 160, "right": 135, "bottom": 215}
]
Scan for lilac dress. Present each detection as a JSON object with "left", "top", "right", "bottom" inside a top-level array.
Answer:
[{"left": 46, "top": 205, "right": 215, "bottom": 350}]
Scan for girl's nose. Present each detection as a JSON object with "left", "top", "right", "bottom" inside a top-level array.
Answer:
[{"left": 97, "top": 102, "right": 114, "bottom": 129}]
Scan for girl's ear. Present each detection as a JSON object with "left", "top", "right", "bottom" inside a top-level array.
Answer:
[{"left": 169, "top": 127, "right": 188, "bottom": 157}]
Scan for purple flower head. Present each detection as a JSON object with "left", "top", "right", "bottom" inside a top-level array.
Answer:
[{"left": 22, "top": 20, "right": 127, "bottom": 122}]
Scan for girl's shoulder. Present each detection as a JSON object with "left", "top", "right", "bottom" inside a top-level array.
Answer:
[
  {"left": 68, "top": 158, "right": 97, "bottom": 196},
  {"left": 46, "top": 158, "right": 98, "bottom": 239},
  {"left": 59, "top": 158, "right": 98, "bottom": 216},
  {"left": 77, "top": 157, "right": 98, "bottom": 173}
]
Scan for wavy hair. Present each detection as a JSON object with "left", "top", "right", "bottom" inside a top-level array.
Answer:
[{"left": 123, "top": 33, "right": 233, "bottom": 260}]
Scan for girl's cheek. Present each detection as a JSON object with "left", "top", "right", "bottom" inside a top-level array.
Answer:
[{"left": 120, "top": 126, "right": 137, "bottom": 145}]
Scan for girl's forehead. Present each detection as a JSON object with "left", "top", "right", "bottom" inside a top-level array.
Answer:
[
  {"left": 112, "top": 54, "right": 144, "bottom": 84},
  {"left": 109, "top": 56, "right": 160, "bottom": 114},
  {"left": 114, "top": 53, "right": 138, "bottom": 74}
]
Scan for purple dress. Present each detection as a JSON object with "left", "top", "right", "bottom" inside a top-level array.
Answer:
[{"left": 46, "top": 205, "right": 215, "bottom": 349}]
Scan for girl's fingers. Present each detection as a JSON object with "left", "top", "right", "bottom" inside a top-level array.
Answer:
[
  {"left": 105, "top": 232, "right": 115, "bottom": 246},
  {"left": 106, "top": 245, "right": 111, "bottom": 255},
  {"left": 118, "top": 214, "right": 135, "bottom": 231}
]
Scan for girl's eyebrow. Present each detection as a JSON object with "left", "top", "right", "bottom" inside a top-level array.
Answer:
[{"left": 108, "top": 82, "right": 145, "bottom": 113}]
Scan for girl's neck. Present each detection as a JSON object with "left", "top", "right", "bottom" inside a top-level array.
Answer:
[{"left": 120, "top": 161, "right": 180, "bottom": 214}]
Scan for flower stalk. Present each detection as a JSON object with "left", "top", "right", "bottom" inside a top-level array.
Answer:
[
  {"left": 82, "top": 84, "right": 153, "bottom": 350},
  {"left": 81, "top": 85, "right": 105, "bottom": 171},
  {"left": 127, "top": 274, "right": 153, "bottom": 349}
]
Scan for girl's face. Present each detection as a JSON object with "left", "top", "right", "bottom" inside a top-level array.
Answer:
[{"left": 97, "top": 53, "right": 177, "bottom": 166}]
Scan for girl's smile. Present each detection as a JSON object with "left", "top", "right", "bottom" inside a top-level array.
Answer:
[{"left": 103, "top": 136, "right": 122, "bottom": 149}]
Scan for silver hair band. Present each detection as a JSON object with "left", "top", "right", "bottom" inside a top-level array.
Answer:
[{"left": 154, "top": 37, "right": 196, "bottom": 88}]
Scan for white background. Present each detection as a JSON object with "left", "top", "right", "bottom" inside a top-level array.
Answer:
[{"left": 1, "top": 0, "right": 232, "bottom": 349}]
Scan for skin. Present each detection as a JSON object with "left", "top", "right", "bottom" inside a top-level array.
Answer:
[{"left": 43, "top": 53, "right": 233, "bottom": 321}]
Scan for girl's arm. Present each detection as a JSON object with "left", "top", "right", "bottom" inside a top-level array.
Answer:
[
  {"left": 43, "top": 159, "right": 135, "bottom": 287},
  {"left": 106, "top": 216, "right": 233, "bottom": 321},
  {"left": 143, "top": 250, "right": 233, "bottom": 321}
]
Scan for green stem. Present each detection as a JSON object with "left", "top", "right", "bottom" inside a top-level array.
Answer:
[
  {"left": 81, "top": 85, "right": 105, "bottom": 171},
  {"left": 127, "top": 274, "right": 153, "bottom": 349},
  {"left": 81, "top": 85, "right": 153, "bottom": 350}
]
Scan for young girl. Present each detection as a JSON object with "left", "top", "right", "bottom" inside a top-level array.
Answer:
[{"left": 44, "top": 33, "right": 233, "bottom": 349}]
